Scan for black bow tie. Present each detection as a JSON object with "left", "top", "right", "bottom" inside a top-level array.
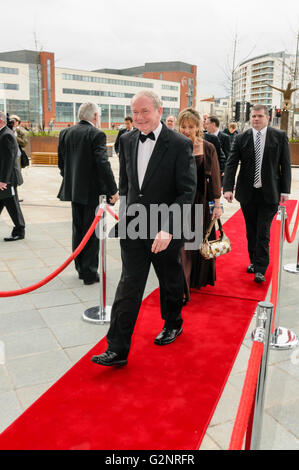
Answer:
[{"left": 139, "top": 131, "right": 155, "bottom": 143}]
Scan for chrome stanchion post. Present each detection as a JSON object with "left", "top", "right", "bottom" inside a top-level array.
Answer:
[
  {"left": 82, "top": 195, "right": 112, "bottom": 324},
  {"left": 250, "top": 301, "right": 274, "bottom": 450},
  {"left": 270, "top": 206, "right": 298, "bottom": 350}
]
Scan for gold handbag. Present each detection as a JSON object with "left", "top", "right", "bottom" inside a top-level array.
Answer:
[{"left": 200, "top": 218, "right": 231, "bottom": 260}]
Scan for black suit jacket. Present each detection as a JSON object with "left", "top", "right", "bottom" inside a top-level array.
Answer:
[
  {"left": 223, "top": 126, "right": 291, "bottom": 205},
  {"left": 217, "top": 131, "right": 231, "bottom": 160},
  {"left": 114, "top": 127, "right": 135, "bottom": 154},
  {"left": 0, "top": 125, "right": 21, "bottom": 187},
  {"left": 117, "top": 123, "right": 197, "bottom": 242},
  {"left": 57, "top": 121, "right": 117, "bottom": 205},
  {"left": 204, "top": 133, "right": 226, "bottom": 173}
]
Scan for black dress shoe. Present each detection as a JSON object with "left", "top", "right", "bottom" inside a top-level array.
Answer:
[
  {"left": 254, "top": 272, "right": 265, "bottom": 283},
  {"left": 4, "top": 235, "right": 25, "bottom": 242},
  {"left": 91, "top": 350, "right": 128, "bottom": 367},
  {"left": 247, "top": 264, "right": 255, "bottom": 273},
  {"left": 154, "top": 326, "right": 183, "bottom": 345},
  {"left": 83, "top": 275, "right": 100, "bottom": 285}
]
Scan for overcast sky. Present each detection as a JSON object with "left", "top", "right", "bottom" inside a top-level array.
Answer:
[{"left": 2, "top": 0, "right": 299, "bottom": 97}]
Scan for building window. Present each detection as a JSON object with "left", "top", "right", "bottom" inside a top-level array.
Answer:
[
  {"left": 162, "top": 107, "right": 179, "bottom": 121},
  {"left": 161, "top": 96, "right": 178, "bottom": 102},
  {"left": 47, "top": 59, "right": 52, "bottom": 112},
  {"left": 62, "top": 88, "right": 134, "bottom": 98},
  {"left": 161, "top": 84, "right": 178, "bottom": 91},
  {"left": 61, "top": 73, "right": 153, "bottom": 88},
  {"left": 0, "top": 67, "right": 18, "bottom": 74},
  {"left": 111, "top": 105, "right": 125, "bottom": 123},
  {"left": 0, "top": 83, "right": 19, "bottom": 90},
  {"left": 56, "top": 102, "right": 73, "bottom": 122},
  {"left": 6, "top": 99, "right": 30, "bottom": 121}
]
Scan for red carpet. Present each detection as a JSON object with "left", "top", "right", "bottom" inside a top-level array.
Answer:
[{"left": 0, "top": 201, "right": 296, "bottom": 450}]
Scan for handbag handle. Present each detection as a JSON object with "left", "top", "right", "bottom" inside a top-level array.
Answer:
[{"left": 203, "top": 217, "right": 224, "bottom": 242}]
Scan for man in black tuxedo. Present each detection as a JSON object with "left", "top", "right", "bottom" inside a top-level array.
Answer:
[
  {"left": 114, "top": 116, "right": 134, "bottom": 156},
  {"left": 58, "top": 102, "right": 118, "bottom": 285},
  {"left": 223, "top": 104, "right": 291, "bottom": 283},
  {"left": 91, "top": 90, "right": 197, "bottom": 366},
  {"left": 0, "top": 111, "right": 25, "bottom": 241}
]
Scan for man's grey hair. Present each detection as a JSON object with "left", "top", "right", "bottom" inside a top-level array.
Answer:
[
  {"left": 0, "top": 111, "right": 6, "bottom": 123},
  {"left": 78, "top": 102, "right": 99, "bottom": 122},
  {"left": 131, "top": 90, "right": 163, "bottom": 110}
]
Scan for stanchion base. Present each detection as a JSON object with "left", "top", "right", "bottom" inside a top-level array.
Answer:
[
  {"left": 270, "top": 327, "right": 299, "bottom": 350},
  {"left": 283, "top": 263, "right": 299, "bottom": 275},
  {"left": 82, "top": 305, "right": 112, "bottom": 324}
]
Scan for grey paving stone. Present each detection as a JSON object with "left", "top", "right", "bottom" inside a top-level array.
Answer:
[
  {"left": 64, "top": 344, "right": 96, "bottom": 363},
  {"left": 3, "top": 328, "right": 61, "bottom": 359},
  {"left": 0, "top": 295, "right": 34, "bottom": 314},
  {"left": 7, "top": 350, "right": 72, "bottom": 388},
  {"left": 0, "top": 309, "right": 45, "bottom": 335},
  {"left": 260, "top": 412, "right": 299, "bottom": 449},
  {"left": 38, "top": 303, "right": 87, "bottom": 327},
  {"left": 0, "top": 391, "right": 22, "bottom": 433},
  {"left": 267, "top": 399, "right": 299, "bottom": 440},
  {"left": 16, "top": 382, "right": 53, "bottom": 410},
  {"left": 28, "top": 289, "right": 79, "bottom": 309},
  {"left": 48, "top": 320, "right": 107, "bottom": 349},
  {"left": 0, "top": 366, "right": 13, "bottom": 393}
]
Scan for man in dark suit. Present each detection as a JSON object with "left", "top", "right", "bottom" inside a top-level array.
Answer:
[
  {"left": 91, "top": 90, "right": 197, "bottom": 366},
  {"left": 204, "top": 132, "right": 226, "bottom": 177},
  {"left": 206, "top": 115, "right": 231, "bottom": 182},
  {"left": 114, "top": 116, "right": 134, "bottom": 156},
  {"left": 58, "top": 102, "right": 118, "bottom": 285},
  {"left": 223, "top": 104, "right": 291, "bottom": 283},
  {"left": 0, "top": 111, "right": 25, "bottom": 241}
]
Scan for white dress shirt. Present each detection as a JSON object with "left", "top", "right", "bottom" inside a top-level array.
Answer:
[
  {"left": 252, "top": 126, "right": 267, "bottom": 188},
  {"left": 137, "top": 122, "right": 162, "bottom": 188}
]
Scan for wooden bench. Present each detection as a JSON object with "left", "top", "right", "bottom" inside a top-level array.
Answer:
[
  {"left": 31, "top": 152, "right": 58, "bottom": 165},
  {"left": 31, "top": 144, "right": 114, "bottom": 166}
]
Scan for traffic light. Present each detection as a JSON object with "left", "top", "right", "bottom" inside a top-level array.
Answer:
[
  {"left": 276, "top": 108, "right": 281, "bottom": 118},
  {"left": 245, "top": 102, "right": 252, "bottom": 121},
  {"left": 269, "top": 108, "right": 273, "bottom": 120},
  {"left": 235, "top": 101, "right": 241, "bottom": 121}
]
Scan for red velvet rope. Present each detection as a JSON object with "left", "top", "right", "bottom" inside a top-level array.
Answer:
[
  {"left": 106, "top": 205, "right": 119, "bottom": 221},
  {"left": 228, "top": 341, "right": 264, "bottom": 450},
  {"left": 0, "top": 207, "right": 103, "bottom": 298},
  {"left": 285, "top": 202, "right": 299, "bottom": 243}
]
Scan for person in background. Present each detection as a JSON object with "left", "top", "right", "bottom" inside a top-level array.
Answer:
[
  {"left": 58, "top": 102, "right": 118, "bottom": 285},
  {"left": 227, "top": 122, "right": 238, "bottom": 145},
  {"left": 223, "top": 104, "right": 291, "bottom": 283},
  {"left": 0, "top": 111, "right": 25, "bottom": 241},
  {"left": 178, "top": 108, "right": 222, "bottom": 305},
  {"left": 165, "top": 114, "right": 177, "bottom": 131},
  {"left": 114, "top": 116, "right": 134, "bottom": 157}
]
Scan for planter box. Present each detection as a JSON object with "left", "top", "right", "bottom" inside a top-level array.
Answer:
[
  {"left": 28, "top": 136, "right": 59, "bottom": 154},
  {"left": 290, "top": 142, "right": 299, "bottom": 165},
  {"left": 27, "top": 136, "right": 114, "bottom": 165}
]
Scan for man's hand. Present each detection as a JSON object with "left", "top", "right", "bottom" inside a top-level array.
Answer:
[
  {"left": 224, "top": 191, "right": 234, "bottom": 203},
  {"left": 0, "top": 182, "right": 7, "bottom": 191},
  {"left": 151, "top": 231, "right": 173, "bottom": 254},
  {"left": 280, "top": 194, "right": 289, "bottom": 204},
  {"left": 109, "top": 192, "right": 119, "bottom": 204}
]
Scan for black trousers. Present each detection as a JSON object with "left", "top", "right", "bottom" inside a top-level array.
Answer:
[
  {"left": 107, "top": 237, "right": 184, "bottom": 356},
  {"left": 241, "top": 189, "right": 278, "bottom": 275},
  {"left": 71, "top": 202, "right": 99, "bottom": 280},
  {"left": 0, "top": 187, "right": 25, "bottom": 236}
]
